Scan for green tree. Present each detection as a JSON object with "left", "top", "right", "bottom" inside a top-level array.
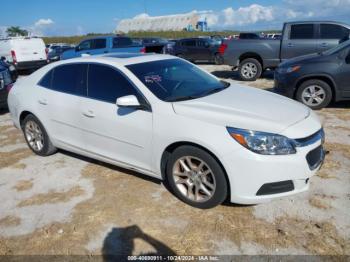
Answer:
[{"left": 6, "top": 26, "right": 28, "bottom": 37}]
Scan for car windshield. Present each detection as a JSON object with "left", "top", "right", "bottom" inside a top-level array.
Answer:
[
  {"left": 127, "top": 59, "right": 229, "bottom": 102},
  {"left": 322, "top": 39, "right": 350, "bottom": 55}
]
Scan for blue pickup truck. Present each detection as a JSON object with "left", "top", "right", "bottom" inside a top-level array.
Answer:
[{"left": 61, "top": 36, "right": 145, "bottom": 60}]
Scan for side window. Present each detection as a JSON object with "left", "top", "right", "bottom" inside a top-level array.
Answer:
[
  {"left": 88, "top": 64, "right": 137, "bottom": 103},
  {"left": 38, "top": 69, "right": 53, "bottom": 88},
  {"left": 93, "top": 39, "right": 106, "bottom": 49},
  {"left": 320, "top": 24, "right": 350, "bottom": 39},
  {"left": 184, "top": 40, "right": 196, "bottom": 46},
  {"left": 77, "top": 40, "right": 93, "bottom": 51},
  {"left": 290, "top": 24, "right": 315, "bottom": 39},
  {"left": 113, "top": 37, "right": 133, "bottom": 48},
  {"left": 51, "top": 64, "right": 87, "bottom": 96}
]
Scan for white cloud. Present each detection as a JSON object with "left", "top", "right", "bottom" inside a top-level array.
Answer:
[{"left": 34, "top": 18, "right": 54, "bottom": 27}]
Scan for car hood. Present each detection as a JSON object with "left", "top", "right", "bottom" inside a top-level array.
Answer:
[
  {"left": 172, "top": 84, "right": 310, "bottom": 134},
  {"left": 279, "top": 53, "right": 321, "bottom": 67}
]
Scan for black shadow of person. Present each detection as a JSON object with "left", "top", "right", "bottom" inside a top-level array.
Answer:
[{"left": 102, "top": 225, "right": 176, "bottom": 262}]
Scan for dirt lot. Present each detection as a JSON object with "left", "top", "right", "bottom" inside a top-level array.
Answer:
[{"left": 0, "top": 65, "right": 349, "bottom": 257}]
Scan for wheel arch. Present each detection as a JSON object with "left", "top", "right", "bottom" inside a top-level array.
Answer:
[
  {"left": 19, "top": 110, "right": 34, "bottom": 127},
  {"left": 238, "top": 52, "right": 264, "bottom": 68},
  {"left": 294, "top": 74, "right": 337, "bottom": 101},
  {"left": 160, "top": 141, "right": 231, "bottom": 199}
]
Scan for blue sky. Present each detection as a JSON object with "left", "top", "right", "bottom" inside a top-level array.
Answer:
[{"left": 0, "top": 0, "right": 349, "bottom": 36}]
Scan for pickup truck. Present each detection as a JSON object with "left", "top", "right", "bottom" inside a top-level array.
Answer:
[
  {"left": 221, "top": 21, "right": 350, "bottom": 81},
  {"left": 61, "top": 36, "right": 145, "bottom": 60}
]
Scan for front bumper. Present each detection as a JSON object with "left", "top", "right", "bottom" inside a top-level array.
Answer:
[
  {"left": 273, "top": 71, "right": 296, "bottom": 98},
  {"left": 222, "top": 130, "right": 324, "bottom": 204}
]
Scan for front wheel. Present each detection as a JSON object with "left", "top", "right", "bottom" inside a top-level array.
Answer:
[
  {"left": 238, "top": 58, "right": 262, "bottom": 81},
  {"left": 296, "top": 79, "right": 332, "bottom": 110},
  {"left": 166, "top": 146, "right": 228, "bottom": 209},
  {"left": 214, "top": 53, "right": 224, "bottom": 65}
]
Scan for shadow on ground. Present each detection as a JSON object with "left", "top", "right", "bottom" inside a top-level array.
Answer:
[
  {"left": 102, "top": 225, "right": 176, "bottom": 261},
  {"left": 211, "top": 69, "right": 275, "bottom": 81}
]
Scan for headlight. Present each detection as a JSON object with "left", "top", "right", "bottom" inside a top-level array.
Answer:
[
  {"left": 277, "top": 65, "right": 300, "bottom": 74},
  {"left": 227, "top": 127, "right": 296, "bottom": 155}
]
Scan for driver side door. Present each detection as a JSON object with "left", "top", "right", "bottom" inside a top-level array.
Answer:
[{"left": 79, "top": 63, "right": 153, "bottom": 172}]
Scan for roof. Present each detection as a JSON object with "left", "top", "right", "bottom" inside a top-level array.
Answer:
[
  {"left": 284, "top": 21, "right": 350, "bottom": 28},
  {"left": 56, "top": 53, "right": 176, "bottom": 67}
]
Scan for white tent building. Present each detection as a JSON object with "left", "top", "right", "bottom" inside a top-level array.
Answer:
[{"left": 116, "top": 12, "right": 206, "bottom": 33}]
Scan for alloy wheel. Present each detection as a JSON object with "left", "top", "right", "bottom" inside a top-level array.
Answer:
[
  {"left": 25, "top": 120, "right": 44, "bottom": 152},
  {"left": 241, "top": 62, "right": 258, "bottom": 79},
  {"left": 301, "top": 85, "right": 326, "bottom": 107},
  {"left": 172, "top": 156, "right": 216, "bottom": 202}
]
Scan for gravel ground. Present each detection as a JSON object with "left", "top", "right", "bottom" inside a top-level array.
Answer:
[{"left": 0, "top": 65, "right": 349, "bottom": 256}]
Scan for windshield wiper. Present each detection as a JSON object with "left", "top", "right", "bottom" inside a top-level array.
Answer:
[
  {"left": 165, "top": 95, "right": 199, "bottom": 102},
  {"left": 198, "top": 81, "right": 230, "bottom": 97}
]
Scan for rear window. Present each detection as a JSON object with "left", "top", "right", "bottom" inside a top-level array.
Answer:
[
  {"left": 320, "top": 24, "right": 350, "bottom": 39},
  {"left": 290, "top": 24, "right": 315, "bottom": 39},
  {"left": 113, "top": 37, "right": 133, "bottom": 48},
  {"left": 38, "top": 69, "right": 53, "bottom": 88},
  {"left": 51, "top": 64, "right": 87, "bottom": 96}
]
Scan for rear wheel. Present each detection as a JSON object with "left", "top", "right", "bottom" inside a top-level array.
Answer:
[
  {"left": 296, "top": 79, "right": 332, "bottom": 110},
  {"left": 22, "top": 114, "right": 57, "bottom": 156},
  {"left": 238, "top": 58, "right": 262, "bottom": 81},
  {"left": 166, "top": 145, "right": 228, "bottom": 209}
]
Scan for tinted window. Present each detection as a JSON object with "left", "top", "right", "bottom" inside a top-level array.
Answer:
[
  {"left": 127, "top": 59, "right": 229, "bottom": 102},
  {"left": 93, "top": 39, "right": 106, "bottom": 49},
  {"left": 38, "top": 69, "right": 53, "bottom": 88},
  {"left": 51, "top": 64, "right": 87, "bottom": 96},
  {"left": 320, "top": 24, "right": 349, "bottom": 39},
  {"left": 78, "top": 40, "right": 93, "bottom": 51},
  {"left": 113, "top": 37, "right": 133, "bottom": 48},
  {"left": 182, "top": 40, "right": 196, "bottom": 46},
  {"left": 88, "top": 64, "right": 136, "bottom": 103},
  {"left": 290, "top": 24, "right": 315, "bottom": 39}
]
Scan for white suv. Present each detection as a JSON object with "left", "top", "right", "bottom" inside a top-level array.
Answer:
[{"left": 8, "top": 54, "right": 325, "bottom": 208}]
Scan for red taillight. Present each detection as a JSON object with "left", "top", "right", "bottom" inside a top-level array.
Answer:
[
  {"left": 140, "top": 47, "right": 146, "bottom": 53},
  {"left": 11, "top": 50, "right": 17, "bottom": 64},
  {"left": 6, "top": 83, "right": 13, "bottom": 92},
  {"left": 218, "top": 43, "right": 227, "bottom": 55}
]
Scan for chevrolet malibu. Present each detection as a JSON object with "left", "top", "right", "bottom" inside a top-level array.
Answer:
[{"left": 7, "top": 54, "right": 325, "bottom": 209}]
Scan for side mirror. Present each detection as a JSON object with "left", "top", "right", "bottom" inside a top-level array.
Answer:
[{"left": 116, "top": 95, "right": 141, "bottom": 108}]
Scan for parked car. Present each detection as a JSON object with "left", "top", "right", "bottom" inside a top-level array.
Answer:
[
  {"left": 141, "top": 37, "right": 168, "bottom": 53},
  {"left": 172, "top": 38, "right": 223, "bottom": 64},
  {"left": 0, "top": 61, "right": 15, "bottom": 109},
  {"left": 8, "top": 54, "right": 324, "bottom": 208},
  {"left": 0, "top": 37, "right": 48, "bottom": 70},
  {"left": 221, "top": 21, "right": 350, "bottom": 81},
  {"left": 163, "top": 40, "right": 177, "bottom": 55},
  {"left": 274, "top": 39, "right": 350, "bottom": 109},
  {"left": 48, "top": 45, "right": 74, "bottom": 62},
  {"left": 61, "top": 36, "right": 145, "bottom": 60},
  {"left": 1, "top": 56, "right": 18, "bottom": 82}
]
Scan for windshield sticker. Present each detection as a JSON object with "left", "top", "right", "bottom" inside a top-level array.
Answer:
[{"left": 145, "top": 75, "right": 162, "bottom": 83}]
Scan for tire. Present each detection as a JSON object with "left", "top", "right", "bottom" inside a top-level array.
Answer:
[
  {"left": 214, "top": 53, "right": 224, "bottom": 65},
  {"left": 166, "top": 145, "right": 228, "bottom": 209},
  {"left": 238, "top": 58, "right": 262, "bottom": 81},
  {"left": 296, "top": 79, "right": 332, "bottom": 110},
  {"left": 21, "top": 114, "right": 57, "bottom": 156}
]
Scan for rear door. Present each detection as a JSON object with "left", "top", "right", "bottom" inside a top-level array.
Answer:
[
  {"left": 181, "top": 39, "right": 197, "bottom": 60},
  {"left": 12, "top": 38, "right": 46, "bottom": 62},
  {"left": 112, "top": 37, "right": 142, "bottom": 53},
  {"left": 196, "top": 39, "right": 212, "bottom": 61},
  {"left": 281, "top": 23, "right": 318, "bottom": 60},
  {"left": 317, "top": 23, "right": 350, "bottom": 52},
  {"left": 75, "top": 38, "right": 107, "bottom": 56},
  {"left": 36, "top": 63, "right": 88, "bottom": 149},
  {"left": 336, "top": 46, "right": 350, "bottom": 98}
]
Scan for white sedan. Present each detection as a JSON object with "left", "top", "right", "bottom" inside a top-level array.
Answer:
[{"left": 7, "top": 54, "right": 325, "bottom": 208}]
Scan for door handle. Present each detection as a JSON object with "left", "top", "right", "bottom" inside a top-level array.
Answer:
[
  {"left": 38, "top": 99, "right": 48, "bottom": 105},
  {"left": 320, "top": 43, "right": 328, "bottom": 48},
  {"left": 82, "top": 110, "right": 95, "bottom": 118},
  {"left": 287, "top": 43, "right": 294, "bottom": 47}
]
